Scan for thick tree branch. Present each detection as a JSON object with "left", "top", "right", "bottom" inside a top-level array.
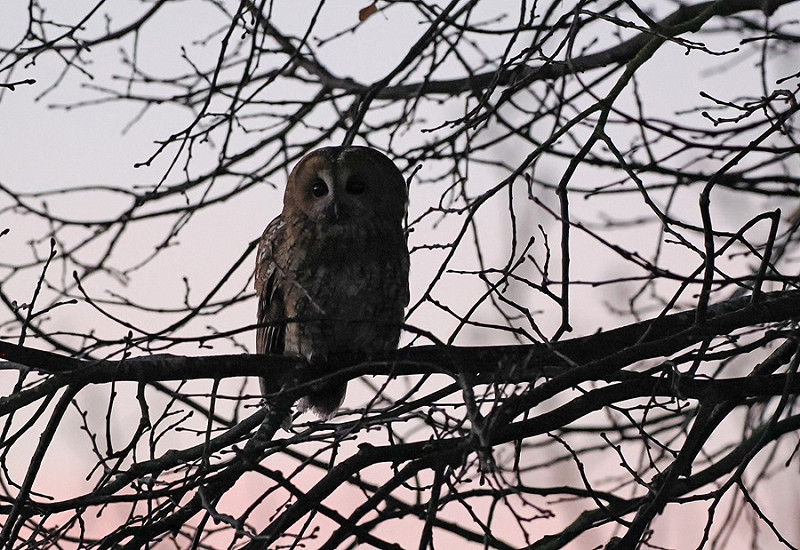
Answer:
[{"left": 2, "top": 288, "right": 797, "bottom": 386}]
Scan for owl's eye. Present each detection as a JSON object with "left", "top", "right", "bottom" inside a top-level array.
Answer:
[
  {"left": 310, "top": 178, "right": 329, "bottom": 198},
  {"left": 346, "top": 178, "right": 366, "bottom": 195}
]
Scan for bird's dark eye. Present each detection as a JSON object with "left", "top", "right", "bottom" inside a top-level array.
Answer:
[
  {"left": 311, "top": 178, "right": 328, "bottom": 198},
  {"left": 346, "top": 178, "right": 366, "bottom": 195}
]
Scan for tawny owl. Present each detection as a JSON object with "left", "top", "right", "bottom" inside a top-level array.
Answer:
[{"left": 255, "top": 146, "right": 410, "bottom": 422}]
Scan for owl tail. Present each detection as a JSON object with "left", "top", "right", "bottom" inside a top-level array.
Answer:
[{"left": 298, "top": 382, "right": 347, "bottom": 420}]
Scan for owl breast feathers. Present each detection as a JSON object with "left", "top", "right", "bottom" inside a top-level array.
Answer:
[{"left": 255, "top": 146, "right": 410, "bottom": 421}]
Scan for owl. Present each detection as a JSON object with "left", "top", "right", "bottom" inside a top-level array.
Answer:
[{"left": 255, "top": 146, "right": 410, "bottom": 423}]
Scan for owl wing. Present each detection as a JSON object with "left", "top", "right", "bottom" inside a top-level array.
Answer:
[{"left": 255, "top": 217, "right": 286, "bottom": 356}]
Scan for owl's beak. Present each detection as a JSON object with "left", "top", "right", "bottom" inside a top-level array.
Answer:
[
  {"left": 327, "top": 198, "right": 350, "bottom": 224},
  {"left": 321, "top": 199, "right": 341, "bottom": 224}
]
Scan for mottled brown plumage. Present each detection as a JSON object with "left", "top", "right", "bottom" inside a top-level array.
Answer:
[{"left": 255, "top": 146, "right": 409, "bottom": 422}]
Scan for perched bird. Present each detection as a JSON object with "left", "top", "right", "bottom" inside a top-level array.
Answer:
[{"left": 255, "top": 146, "right": 410, "bottom": 423}]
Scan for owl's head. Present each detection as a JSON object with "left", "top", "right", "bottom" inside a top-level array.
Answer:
[{"left": 283, "top": 146, "right": 407, "bottom": 225}]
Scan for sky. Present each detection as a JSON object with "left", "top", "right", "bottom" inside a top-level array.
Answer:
[{"left": 1, "top": 1, "right": 799, "bottom": 548}]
